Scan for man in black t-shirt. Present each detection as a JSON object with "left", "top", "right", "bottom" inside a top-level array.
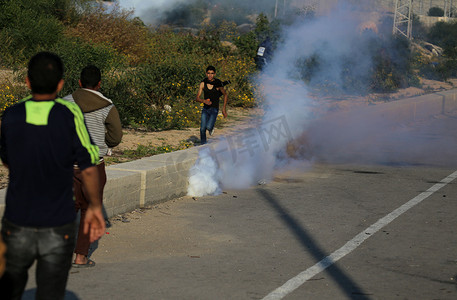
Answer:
[
  {"left": 0, "top": 52, "right": 105, "bottom": 299},
  {"left": 195, "top": 65, "right": 228, "bottom": 144}
]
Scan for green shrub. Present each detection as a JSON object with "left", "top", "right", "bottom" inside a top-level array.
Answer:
[
  {"left": 217, "top": 56, "right": 257, "bottom": 107},
  {"left": 48, "top": 36, "right": 125, "bottom": 97},
  {"left": 234, "top": 13, "right": 283, "bottom": 68},
  {"left": 0, "top": 83, "right": 28, "bottom": 116},
  {"left": 101, "top": 69, "right": 148, "bottom": 127},
  {"left": 370, "top": 36, "right": 419, "bottom": 92},
  {"left": 234, "top": 31, "right": 258, "bottom": 58},
  {"left": 428, "top": 7, "right": 444, "bottom": 17},
  {"left": 64, "top": 3, "right": 151, "bottom": 65},
  {"left": 428, "top": 21, "right": 457, "bottom": 58},
  {"left": 0, "top": 0, "right": 65, "bottom": 64},
  {"left": 0, "top": 83, "right": 17, "bottom": 115},
  {"left": 429, "top": 59, "right": 457, "bottom": 81},
  {"left": 422, "top": 21, "right": 457, "bottom": 80},
  {"left": 120, "top": 141, "right": 193, "bottom": 160}
]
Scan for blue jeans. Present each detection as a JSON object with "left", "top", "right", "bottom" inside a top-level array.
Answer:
[
  {"left": 0, "top": 219, "right": 76, "bottom": 300},
  {"left": 200, "top": 107, "right": 218, "bottom": 144}
]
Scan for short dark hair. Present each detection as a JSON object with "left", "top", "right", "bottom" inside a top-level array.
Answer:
[
  {"left": 80, "top": 65, "right": 101, "bottom": 89},
  {"left": 27, "top": 52, "right": 64, "bottom": 94},
  {"left": 206, "top": 65, "right": 216, "bottom": 73}
]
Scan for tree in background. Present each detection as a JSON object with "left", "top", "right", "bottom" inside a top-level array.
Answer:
[
  {"left": 428, "top": 7, "right": 444, "bottom": 17},
  {"left": 234, "top": 13, "right": 282, "bottom": 60}
]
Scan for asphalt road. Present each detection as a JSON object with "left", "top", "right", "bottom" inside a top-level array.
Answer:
[{"left": 22, "top": 112, "right": 457, "bottom": 300}]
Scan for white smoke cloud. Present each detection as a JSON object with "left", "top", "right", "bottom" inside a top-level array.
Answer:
[
  {"left": 118, "top": 0, "right": 321, "bottom": 26},
  {"left": 187, "top": 148, "right": 221, "bottom": 196},
  {"left": 118, "top": 0, "right": 184, "bottom": 11},
  {"left": 118, "top": 0, "right": 188, "bottom": 25},
  {"left": 118, "top": 0, "right": 377, "bottom": 26},
  {"left": 187, "top": 2, "right": 375, "bottom": 196}
]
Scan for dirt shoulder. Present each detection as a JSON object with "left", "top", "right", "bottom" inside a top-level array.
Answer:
[{"left": 116, "top": 107, "right": 259, "bottom": 151}]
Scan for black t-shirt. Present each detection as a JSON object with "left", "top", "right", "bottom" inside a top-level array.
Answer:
[
  {"left": 202, "top": 78, "right": 223, "bottom": 109},
  {"left": 0, "top": 97, "right": 99, "bottom": 227}
]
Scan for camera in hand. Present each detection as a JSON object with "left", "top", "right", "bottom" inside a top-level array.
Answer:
[{"left": 221, "top": 80, "right": 231, "bottom": 86}]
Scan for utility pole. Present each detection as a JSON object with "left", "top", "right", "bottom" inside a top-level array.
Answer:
[
  {"left": 393, "top": 0, "right": 413, "bottom": 39},
  {"left": 444, "top": 0, "right": 455, "bottom": 17},
  {"left": 275, "top": 0, "right": 278, "bottom": 18},
  {"left": 274, "top": 0, "right": 288, "bottom": 18}
]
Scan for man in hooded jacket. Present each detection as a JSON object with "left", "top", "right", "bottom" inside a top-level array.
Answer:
[{"left": 64, "top": 65, "right": 122, "bottom": 267}]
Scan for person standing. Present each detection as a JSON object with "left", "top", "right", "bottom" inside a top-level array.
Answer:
[
  {"left": 195, "top": 65, "right": 228, "bottom": 144},
  {"left": 0, "top": 52, "right": 105, "bottom": 299},
  {"left": 64, "top": 65, "right": 122, "bottom": 267}
]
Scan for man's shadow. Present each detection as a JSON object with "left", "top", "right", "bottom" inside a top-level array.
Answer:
[
  {"left": 22, "top": 289, "right": 80, "bottom": 299},
  {"left": 187, "top": 135, "right": 199, "bottom": 144}
]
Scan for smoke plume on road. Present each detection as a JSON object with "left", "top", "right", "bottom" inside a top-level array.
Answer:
[{"left": 188, "top": 3, "right": 379, "bottom": 196}]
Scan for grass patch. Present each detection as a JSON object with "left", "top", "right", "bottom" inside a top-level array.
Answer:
[{"left": 105, "top": 140, "right": 194, "bottom": 166}]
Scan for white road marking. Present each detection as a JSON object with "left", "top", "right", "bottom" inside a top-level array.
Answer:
[{"left": 262, "top": 170, "right": 457, "bottom": 300}]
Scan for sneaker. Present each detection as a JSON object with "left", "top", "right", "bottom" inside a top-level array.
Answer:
[{"left": 209, "top": 128, "right": 214, "bottom": 136}]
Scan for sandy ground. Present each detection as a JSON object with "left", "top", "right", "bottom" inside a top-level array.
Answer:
[
  {"left": 0, "top": 73, "right": 456, "bottom": 189},
  {"left": 115, "top": 107, "right": 260, "bottom": 151}
]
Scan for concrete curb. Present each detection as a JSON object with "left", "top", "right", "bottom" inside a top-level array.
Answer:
[{"left": 1, "top": 89, "right": 457, "bottom": 219}]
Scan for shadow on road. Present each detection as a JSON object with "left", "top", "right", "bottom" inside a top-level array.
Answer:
[
  {"left": 22, "top": 288, "right": 80, "bottom": 299},
  {"left": 257, "top": 188, "right": 371, "bottom": 299}
]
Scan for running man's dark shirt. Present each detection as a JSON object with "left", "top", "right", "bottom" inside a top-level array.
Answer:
[
  {"left": 0, "top": 97, "right": 99, "bottom": 227},
  {"left": 202, "top": 78, "right": 223, "bottom": 109}
]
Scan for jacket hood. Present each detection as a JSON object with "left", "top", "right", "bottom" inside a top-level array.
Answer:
[{"left": 72, "top": 88, "right": 112, "bottom": 113}]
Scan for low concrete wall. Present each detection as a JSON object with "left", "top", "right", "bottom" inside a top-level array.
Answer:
[
  {"left": 0, "top": 147, "right": 199, "bottom": 220},
  {"left": 1, "top": 89, "right": 457, "bottom": 219},
  {"left": 102, "top": 147, "right": 199, "bottom": 218},
  {"left": 107, "top": 148, "right": 199, "bottom": 209}
]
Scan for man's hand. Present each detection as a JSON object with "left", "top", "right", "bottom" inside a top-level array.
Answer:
[
  {"left": 204, "top": 99, "right": 212, "bottom": 105},
  {"left": 83, "top": 204, "right": 106, "bottom": 243},
  {"left": 80, "top": 165, "right": 105, "bottom": 243},
  {"left": 222, "top": 108, "right": 227, "bottom": 118}
]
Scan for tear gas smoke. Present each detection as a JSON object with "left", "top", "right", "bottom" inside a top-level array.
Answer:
[
  {"left": 119, "top": 0, "right": 188, "bottom": 25},
  {"left": 187, "top": 148, "right": 221, "bottom": 196},
  {"left": 120, "top": 0, "right": 346, "bottom": 26},
  {"left": 188, "top": 2, "right": 378, "bottom": 197},
  {"left": 120, "top": 0, "right": 274, "bottom": 26},
  {"left": 188, "top": 0, "right": 457, "bottom": 197}
]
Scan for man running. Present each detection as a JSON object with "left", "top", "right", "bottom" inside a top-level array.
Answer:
[{"left": 195, "top": 65, "right": 228, "bottom": 144}]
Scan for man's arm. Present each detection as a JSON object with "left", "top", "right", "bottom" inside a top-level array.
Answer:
[
  {"left": 105, "top": 106, "right": 123, "bottom": 148},
  {"left": 0, "top": 235, "right": 6, "bottom": 278},
  {"left": 219, "top": 86, "right": 228, "bottom": 118},
  {"left": 0, "top": 112, "right": 9, "bottom": 168},
  {"left": 195, "top": 82, "right": 211, "bottom": 105},
  {"left": 80, "top": 166, "right": 106, "bottom": 243}
]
